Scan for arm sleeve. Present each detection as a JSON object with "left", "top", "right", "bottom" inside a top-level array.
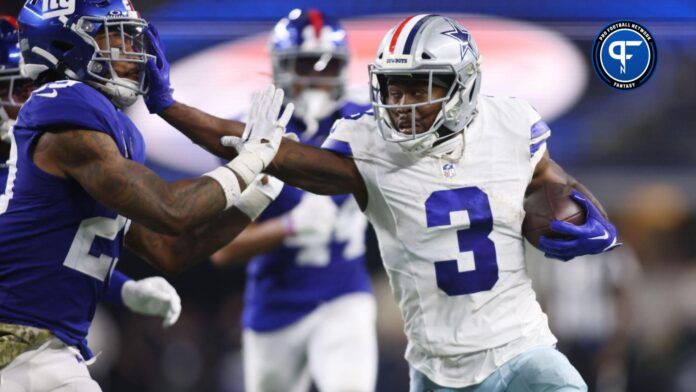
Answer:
[
  {"left": 320, "top": 119, "right": 355, "bottom": 157},
  {"left": 103, "top": 270, "right": 132, "bottom": 307},
  {"left": 525, "top": 102, "right": 552, "bottom": 169}
]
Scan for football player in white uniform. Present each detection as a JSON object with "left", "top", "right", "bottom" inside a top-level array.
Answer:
[{"left": 150, "top": 14, "right": 618, "bottom": 391}]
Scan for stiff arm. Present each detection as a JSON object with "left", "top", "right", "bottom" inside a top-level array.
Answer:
[{"left": 161, "top": 102, "right": 368, "bottom": 207}]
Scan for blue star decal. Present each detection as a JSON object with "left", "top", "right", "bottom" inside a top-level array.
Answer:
[{"left": 441, "top": 22, "right": 470, "bottom": 60}]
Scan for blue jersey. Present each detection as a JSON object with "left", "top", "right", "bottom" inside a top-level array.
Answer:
[
  {"left": 243, "top": 101, "right": 372, "bottom": 332},
  {"left": 0, "top": 81, "right": 146, "bottom": 358}
]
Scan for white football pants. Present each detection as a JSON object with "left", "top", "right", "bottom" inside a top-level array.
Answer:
[
  {"left": 243, "top": 292, "right": 378, "bottom": 392},
  {"left": 0, "top": 338, "right": 101, "bottom": 392}
]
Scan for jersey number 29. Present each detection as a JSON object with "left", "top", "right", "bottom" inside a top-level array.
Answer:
[{"left": 425, "top": 187, "right": 499, "bottom": 296}]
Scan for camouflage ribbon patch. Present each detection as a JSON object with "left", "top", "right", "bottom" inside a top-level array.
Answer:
[{"left": 0, "top": 322, "right": 53, "bottom": 369}]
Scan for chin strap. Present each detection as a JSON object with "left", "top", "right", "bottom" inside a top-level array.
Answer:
[{"left": 88, "top": 78, "right": 140, "bottom": 109}]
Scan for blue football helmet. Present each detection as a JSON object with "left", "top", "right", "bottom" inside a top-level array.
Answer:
[
  {"left": 18, "top": 0, "right": 154, "bottom": 108},
  {"left": 269, "top": 8, "right": 349, "bottom": 131}
]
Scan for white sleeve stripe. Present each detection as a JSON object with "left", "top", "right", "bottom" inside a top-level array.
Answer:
[{"left": 531, "top": 130, "right": 551, "bottom": 144}]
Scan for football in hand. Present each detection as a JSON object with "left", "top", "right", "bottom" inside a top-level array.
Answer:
[{"left": 522, "top": 182, "right": 585, "bottom": 248}]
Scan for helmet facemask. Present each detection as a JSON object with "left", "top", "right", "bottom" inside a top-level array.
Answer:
[
  {"left": 370, "top": 63, "right": 478, "bottom": 152},
  {"left": 72, "top": 16, "right": 153, "bottom": 108}
]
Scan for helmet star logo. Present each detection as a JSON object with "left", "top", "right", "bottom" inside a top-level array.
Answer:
[{"left": 441, "top": 22, "right": 470, "bottom": 60}]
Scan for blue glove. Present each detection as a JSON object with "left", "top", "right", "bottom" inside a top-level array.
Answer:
[
  {"left": 538, "top": 191, "right": 620, "bottom": 261},
  {"left": 144, "top": 23, "right": 175, "bottom": 114}
]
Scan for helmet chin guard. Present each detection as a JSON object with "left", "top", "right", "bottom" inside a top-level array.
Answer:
[
  {"left": 369, "top": 15, "right": 482, "bottom": 152},
  {"left": 89, "top": 77, "right": 140, "bottom": 108}
]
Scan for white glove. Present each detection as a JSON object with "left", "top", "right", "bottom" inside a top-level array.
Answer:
[
  {"left": 122, "top": 277, "right": 182, "bottom": 328},
  {"left": 283, "top": 193, "right": 337, "bottom": 247},
  {"left": 220, "top": 85, "right": 294, "bottom": 186},
  {"left": 236, "top": 175, "right": 285, "bottom": 220}
]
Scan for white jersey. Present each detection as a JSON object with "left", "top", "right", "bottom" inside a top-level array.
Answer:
[{"left": 322, "top": 95, "right": 557, "bottom": 387}]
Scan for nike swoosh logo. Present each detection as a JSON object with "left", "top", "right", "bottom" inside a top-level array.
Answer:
[
  {"left": 589, "top": 230, "right": 609, "bottom": 241},
  {"left": 36, "top": 90, "right": 58, "bottom": 98}
]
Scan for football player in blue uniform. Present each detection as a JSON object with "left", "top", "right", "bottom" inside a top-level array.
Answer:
[
  {"left": 0, "top": 1, "right": 293, "bottom": 390},
  {"left": 1, "top": 12, "right": 181, "bottom": 343},
  {"left": 211, "top": 10, "right": 377, "bottom": 392}
]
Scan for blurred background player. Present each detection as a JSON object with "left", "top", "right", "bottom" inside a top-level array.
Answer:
[
  {"left": 0, "top": 1, "right": 291, "bottom": 390},
  {"left": 212, "top": 9, "right": 377, "bottom": 392}
]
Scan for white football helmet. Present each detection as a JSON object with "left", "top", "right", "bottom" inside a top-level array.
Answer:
[{"left": 369, "top": 15, "right": 482, "bottom": 151}]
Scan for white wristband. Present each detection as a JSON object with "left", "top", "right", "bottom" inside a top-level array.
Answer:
[
  {"left": 235, "top": 185, "right": 273, "bottom": 220},
  {"left": 203, "top": 166, "right": 242, "bottom": 210},
  {"left": 227, "top": 150, "right": 266, "bottom": 186}
]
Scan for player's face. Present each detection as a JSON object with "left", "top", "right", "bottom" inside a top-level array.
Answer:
[
  {"left": 95, "top": 27, "right": 143, "bottom": 82},
  {"left": 386, "top": 80, "right": 446, "bottom": 134}
]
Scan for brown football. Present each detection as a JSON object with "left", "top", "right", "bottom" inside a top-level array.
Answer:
[{"left": 522, "top": 182, "right": 585, "bottom": 248}]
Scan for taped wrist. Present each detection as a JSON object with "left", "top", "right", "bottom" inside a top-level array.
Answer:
[
  {"left": 227, "top": 150, "right": 266, "bottom": 186},
  {"left": 236, "top": 185, "right": 273, "bottom": 220},
  {"left": 203, "top": 166, "right": 242, "bottom": 210}
]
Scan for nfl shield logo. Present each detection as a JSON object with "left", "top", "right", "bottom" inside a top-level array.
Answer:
[{"left": 442, "top": 163, "right": 456, "bottom": 178}]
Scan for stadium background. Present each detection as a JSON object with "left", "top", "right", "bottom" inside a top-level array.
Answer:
[{"left": 2, "top": 0, "right": 696, "bottom": 391}]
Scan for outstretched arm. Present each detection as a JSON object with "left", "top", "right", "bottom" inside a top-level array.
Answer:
[
  {"left": 159, "top": 102, "right": 365, "bottom": 201},
  {"left": 267, "top": 139, "right": 367, "bottom": 204},
  {"left": 160, "top": 101, "right": 246, "bottom": 158},
  {"left": 145, "top": 24, "right": 366, "bottom": 204}
]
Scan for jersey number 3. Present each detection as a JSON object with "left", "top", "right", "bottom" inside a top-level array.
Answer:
[{"left": 425, "top": 187, "right": 499, "bottom": 296}]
